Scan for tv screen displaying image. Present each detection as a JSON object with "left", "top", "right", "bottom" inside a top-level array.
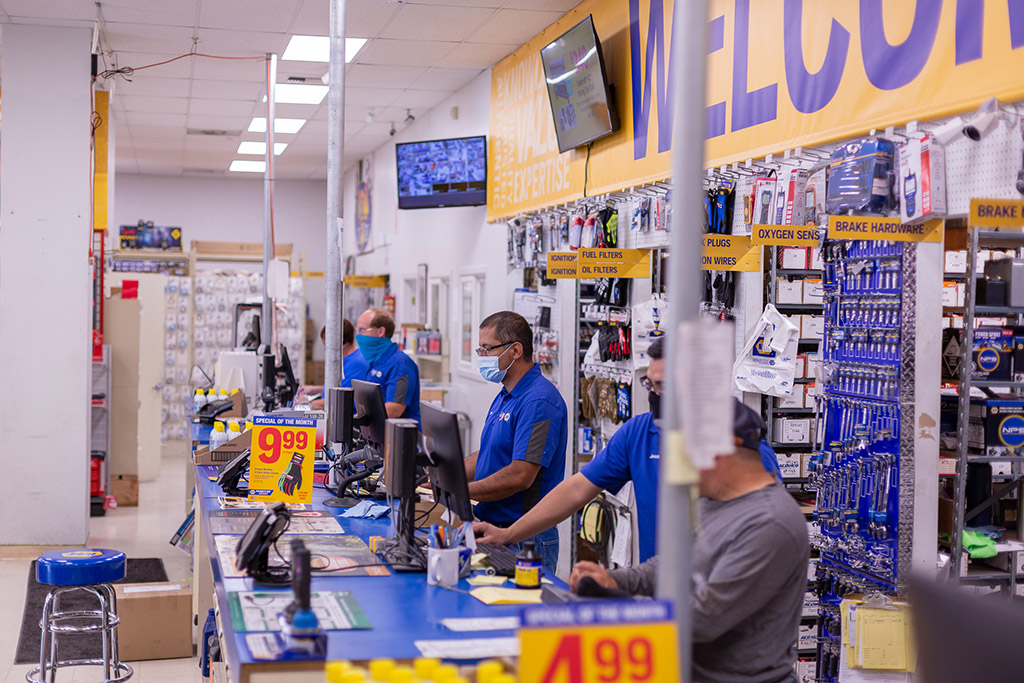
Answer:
[
  {"left": 396, "top": 135, "right": 487, "bottom": 209},
  {"left": 540, "top": 15, "right": 617, "bottom": 153}
]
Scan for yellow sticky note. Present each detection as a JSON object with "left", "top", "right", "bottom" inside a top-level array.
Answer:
[
  {"left": 470, "top": 553, "right": 488, "bottom": 569},
  {"left": 857, "top": 607, "right": 908, "bottom": 670},
  {"left": 467, "top": 575, "right": 507, "bottom": 587},
  {"left": 208, "top": 476, "right": 218, "bottom": 481},
  {"left": 469, "top": 587, "right": 543, "bottom": 605}
]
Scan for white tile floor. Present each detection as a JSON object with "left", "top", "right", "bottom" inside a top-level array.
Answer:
[{"left": 0, "top": 453, "right": 202, "bottom": 682}]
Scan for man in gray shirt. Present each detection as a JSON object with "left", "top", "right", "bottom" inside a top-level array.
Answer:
[{"left": 570, "top": 400, "right": 809, "bottom": 683}]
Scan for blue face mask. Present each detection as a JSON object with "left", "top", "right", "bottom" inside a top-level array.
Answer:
[
  {"left": 355, "top": 334, "right": 392, "bottom": 365},
  {"left": 478, "top": 346, "right": 512, "bottom": 383}
]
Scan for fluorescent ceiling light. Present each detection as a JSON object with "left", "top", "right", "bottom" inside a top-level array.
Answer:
[
  {"left": 237, "top": 141, "right": 288, "bottom": 156},
  {"left": 229, "top": 160, "right": 266, "bottom": 173},
  {"left": 262, "top": 83, "right": 328, "bottom": 105},
  {"left": 282, "top": 35, "right": 367, "bottom": 63},
  {"left": 248, "top": 117, "right": 306, "bottom": 134}
]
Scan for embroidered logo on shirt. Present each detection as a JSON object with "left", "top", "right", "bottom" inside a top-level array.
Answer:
[
  {"left": 371, "top": 369, "right": 383, "bottom": 378},
  {"left": 499, "top": 412, "right": 512, "bottom": 422}
]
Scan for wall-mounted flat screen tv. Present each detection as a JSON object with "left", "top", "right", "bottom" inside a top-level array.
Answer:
[
  {"left": 396, "top": 135, "right": 487, "bottom": 209},
  {"left": 540, "top": 15, "right": 617, "bottom": 153}
]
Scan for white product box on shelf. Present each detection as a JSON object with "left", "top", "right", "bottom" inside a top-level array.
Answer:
[
  {"left": 777, "top": 278, "right": 803, "bottom": 304},
  {"left": 807, "top": 558, "right": 819, "bottom": 581},
  {"left": 992, "top": 461, "right": 1012, "bottom": 476},
  {"left": 945, "top": 250, "right": 968, "bottom": 274},
  {"left": 942, "top": 281, "right": 959, "bottom": 307},
  {"left": 794, "top": 355, "right": 808, "bottom": 378},
  {"left": 777, "top": 453, "right": 801, "bottom": 478},
  {"left": 802, "top": 591, "right": 819, "bottom": 617},
  {"left": 774, "top": 418, "right": 810, "bottom": 444},
  {"left": 801, "top": 452, "right": 814, "bottom": 477},
  {"left": 803, "top": 315, "right": 824, "bottom": 340},
  {"left": 776, "top": 385, "right": 805, "bottom": 409},
  {"left": 809, "top": 247, "right": 824, "bottom": 271},
  {"left": 804, "top": 385, "right": 818, "bottom": 408},
  {"left": 899, "top": 133, "right": 947, "bottom": 224},
  {"left": 784, "top": 314, "right": 803, "bottom": 337},
  {"left": 802, "top": 279, "right": 824, "bottom": 304},
  {"left": 805, "top": 354, "right": 822, "bottom": 380},
  {"left": 780, "top": 246, "right": 808, "bottom": 270},
  {"left": 798, "top": 624, "right": 816, "bottom": 650}
]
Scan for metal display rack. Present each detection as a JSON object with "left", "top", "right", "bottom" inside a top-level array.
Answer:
[
  {"left": 90, "top": 345, "right": 111, "bottom": 516},
  {"left": 950, "top": 229, "right": 1024, "bottom": 589}
]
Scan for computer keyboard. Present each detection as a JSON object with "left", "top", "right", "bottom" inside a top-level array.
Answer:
[{"left": 475, "top": 542, "right": 519, "bottom": 577}]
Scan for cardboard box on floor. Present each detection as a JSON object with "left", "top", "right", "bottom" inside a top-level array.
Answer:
[
  {"left": 113, "top": 582, "right": 192, "bottom": 661},
  {"left": 110, "top": 475, "right": 138, "bottom": 506},
  {"left": 194, "top": 430, "right": 251, "bottom": 466}
]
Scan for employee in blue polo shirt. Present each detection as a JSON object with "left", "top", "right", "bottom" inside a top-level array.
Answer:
[
  {"left": 466, "top": 311, "right": 567, "bottom": 573},
  {"left": 306, "top": 319, "right": 369, "bottom": 410},
  {"left": 475, "top": 338, "right": 781, "bottom": 562},
  {"left": 354, "top": 307, "right": 420, "bottom": 423}
]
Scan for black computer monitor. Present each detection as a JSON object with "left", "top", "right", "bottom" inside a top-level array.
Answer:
[
  {"left": 420, "top": 401, "right": 474, "bottom": 523},
  {"left": 352, "top": 379, "right": 388, "bottom": 455}
]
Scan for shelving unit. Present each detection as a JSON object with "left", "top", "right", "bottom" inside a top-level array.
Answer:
[
  {"left": 950, "top": 230, "right": 1024, "bottom": 590},
  {"left": 90, "top": 345, "right": 111, "bottom": 516}
]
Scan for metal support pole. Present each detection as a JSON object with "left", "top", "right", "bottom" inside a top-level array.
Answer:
[
  {"left": 262, "top": 53, "right": 278, "bottom": 406},
  {"left": 655, "top": 0, "right": 708, "bottom": 676},
  {"left": 324, "top": 0, "right": 347, "bottom": 390}
]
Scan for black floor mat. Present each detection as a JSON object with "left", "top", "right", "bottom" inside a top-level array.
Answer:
[{"left": 14, "top": 558, "right": 168, "bottom": 665}]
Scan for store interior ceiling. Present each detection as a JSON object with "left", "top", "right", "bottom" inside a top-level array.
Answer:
[{"left": 0, "top": 0, "right": 579, "bottom": 179}]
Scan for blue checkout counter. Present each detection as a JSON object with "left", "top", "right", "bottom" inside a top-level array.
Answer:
[{"left": 191, "top": 422, "right": 561, "bottom": 682}]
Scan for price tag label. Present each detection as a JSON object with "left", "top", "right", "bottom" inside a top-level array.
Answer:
[
  {"left": 247, "top": 415, "right": 317, "bottom": 504},
  {"left": 519, "top": 602, "right": 679, "bottom": 683}
]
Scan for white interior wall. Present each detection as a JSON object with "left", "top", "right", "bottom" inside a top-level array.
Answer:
[{"left": 113, "top": 174, "right": 330, "bottom": 360}]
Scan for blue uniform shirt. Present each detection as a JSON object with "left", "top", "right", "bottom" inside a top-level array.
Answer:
[
  {"left": 341, "top": 348, "right": 369, "bottom": 388},
  {"left": 474, "top": 364, "right": 568, "bottom": 526},
  {"left": 581, "top": 412, "right": 781, "bottom": 562},
  {"left": 365, "top": 342, "right": 421, "bottom": 424}
]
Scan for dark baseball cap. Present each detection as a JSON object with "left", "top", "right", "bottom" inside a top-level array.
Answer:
[{"left": 733, "top": 398, "right": 766, "bottom": 451}]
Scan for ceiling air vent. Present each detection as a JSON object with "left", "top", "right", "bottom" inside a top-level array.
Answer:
[
  {"left": 186, "top": 128, "right": 241, "bottom": 137},
  {"left": 286, "top": 75, "right": 322, "bottom": 84},
  {"left": 183, "top": 168, "right": 221, "bottom": 174}
]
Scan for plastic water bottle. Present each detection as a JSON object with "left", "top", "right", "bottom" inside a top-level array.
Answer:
[
  {"left": 244, "top": 421, "right": 253, "bottom": 432},
  {"left": 210, "top": 421, "right": 227, "bottom": 450},
  {"left": 368, "top": 660, "right": 395, "bottom": 683},
  {"left": 193, "top": 389, "right": 207, "bottom": 410},
  {"left": 227, "top": 421, "right": 242, "bottom": 441},
  {"left": 219, "top": 389, "right": 229, "bottom": 401}
]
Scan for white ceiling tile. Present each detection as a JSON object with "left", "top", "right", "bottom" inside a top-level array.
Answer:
[
  {"left": 410, "top": 67, "right": 480, "bottom": 92},
  {"left": 296, "top": 119, "right": 329, "bottom": 136},
  {"left": 195, "top": 27, "right": 289, "bottom": 55},
  {"left": 185, "top": 135, "right": 242, "bottom": 152},
  {"left": 2, "top": 0, "right": 94, "bottom": 20},
  {"left": 126, "top": 125, "right": 188, "bottom": 141},
  {"left": 279, "top": 61, "right": 329, "bottom": 79},
  {"left": 380, "top": 5, "right": 494, "bottom": 42},
  {"left": 189, "top": 98, "right": 258, "bottom": 117},
  {"left": 190, "top": 55, "right": 268, "bottom": 82},
  {"left": 190, "top": 79, "right": 265, "bottom": 100},
  {"left": 99, "top": 0, "right": 199, "bottom": 27},
  {"left": 273, "top": 102, "right": 322, "bottom": 119},
  {"left": 183, "top": 149, "right": 234, "bottom": 165},
  {"left": 291, "top": 0, "right": 399, "bottom": 38},
  {"left": 355, "top": 39, "right": 456, "bottom": 68},
  {"left": 438, "top": 41, "right": 517, "bottom": 69},
  {"left": 359, "top": 121, "right": 397, "bottom": 138},
  {"left": 7, "top": 17, "right": 94, "bottom": 28},
  {"left": 199, "top": 0, "right": 302, "bottom": 32},
  {"left": 116, "top": 77, "right": 191, "bottom": 98},
  {"left": 505, "top": 0, "right": 582, "bottom": 10},
  {"left": 344, "top": 87, "right": 404, "bottom": 107},
  {"left": 345, "top": 64, "right": 428, "bottom": 90},
  {"left": 185, "top": 113, "right": 251, "bottom": 132},
  {"left": 121, "top": 94, "right": 189, "bottom": 114},
  {"left": 102, "top": 51, "right": 194, "bottom": 79},
  {"left": 129, "top": 137, "right": 187, "bottom": 151},
  {"left": 468, "top": 9, "right": 563, "bottom": 46},
  {"left": 102, "top": 22, "right": 196, "bottom": 54},
  {"left": 394, "top": 89, "right": 452, "bottom": 109}
]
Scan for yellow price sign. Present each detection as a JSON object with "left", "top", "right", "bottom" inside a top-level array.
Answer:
[
  {"left": 247, "top": 415, "right": 317, "bottom": 504},
  {"left": 519, "top": 603, "right": 679, "bottom": 683}
]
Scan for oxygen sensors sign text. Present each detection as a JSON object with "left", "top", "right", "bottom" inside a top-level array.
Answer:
[{"left": 489, "top": 0, "right": 1024, "bottom": 220}]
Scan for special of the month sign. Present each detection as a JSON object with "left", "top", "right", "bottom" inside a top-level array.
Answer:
[
  {"left": 827, "top": 216, "right": 943, "bottom": 243},
  {"left": 750, "top": 224, "right": 823, "bottom": 247},
  {"left": 247, "top": 415, "right": 317, "bottom": 504},
  {"left": 970, "top": 198, "right": 1024, "bottom": 227},
  {"left": 518, "top": 601, "right": 679, "bottom": 683},
  {"left": 701, "top": 235, "right": 761, "bottom": 272}
]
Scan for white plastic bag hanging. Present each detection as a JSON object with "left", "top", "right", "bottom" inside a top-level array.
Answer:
[{"left": 733, "top": 303, "right": 800, "bottom": 397}]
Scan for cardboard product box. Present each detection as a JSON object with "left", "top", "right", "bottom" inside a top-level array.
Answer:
[
  {"left": 774, "top": 418, "right": 810, "bottom": 444},
  {"left": 781, "top": 167, "right": 809, "bottom": 225},
  {"left": 801, "top": 452, "right": 814, "bottom": 477},
  {"left": 984, "top": 548, "right": 1024, "bottom": 574},
  {"left": 807, "top": 558, "right": 819, "bottom": 582},
  {"left": 113, "top": 582, "right": 192, "bottom": 661},
  {"left": 752, "top": 175, "right": 779, "bottom": 225},
  {"left": 942, "top": 281, "right": 960, "bottom": 308},
  {"left": 777, "top": 278, "right": 804, "bottom": 304},
  {"left": 798, "top": 624, "right": 816, "bottom": 650},
  {"left": 776, "top": 385, "right": 805, "bottom": 409},
  {"left": 194, "top": 430, "right": 251, "bottom": 466},
  {"left": 805, "top": 353, "right": 822, "bottom": 381},
  {"left": 968, "top": 399, "right": 1024, "bottom": 456},
  {"left": 783, "top": 314, "right": 803, "bottom": 337},
  {"left": 945, "top": 250, "right": 968, "bottom": 274},
  {"left": 803, "top": 315, "right": 824, "bottom": 340},
  {"left": 794, "top": 355, "right": 807, "bottom": 378},
  {"left": 802, "top": 279, "right": 823, "bottom": 305},
  {"left": 802, "top": 591, "right": 819, "bottom": 617},
  {"left": 796, "top": 659, "right": 816, "bottom": 682},
  {"left": 779, "top": 246, "right": 809, "bottom": 270},
  {"left": 110, "top": 475, "right": 138, "bottom": 507},
  {"left": 992, "top": 461, "right": 1012, "bottom": 476},
  {"left": 899, "top": 133, "right": 947, "bottom": 224},
  {"left": 777, "top": 453, "right": 801, "bottom": 478},
  {"left": 944, "top": 327, "right": 1013, "bottom": 381},
  {"left": 808, "top": 247, "right": 824, "bottom": 271},
  {"left": 805, "top": 166, "right": 827, "bottom": 226}
]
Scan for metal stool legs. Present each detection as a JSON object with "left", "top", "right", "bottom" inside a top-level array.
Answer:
[{"left": 26, "top": 584, "right": 133, "bottom": 683}]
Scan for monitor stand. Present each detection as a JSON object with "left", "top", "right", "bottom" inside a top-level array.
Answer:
[{"left": 377, "top": 495, "right": 426, "bottom": 572}]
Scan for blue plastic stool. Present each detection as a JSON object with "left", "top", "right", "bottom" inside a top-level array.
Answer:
[{"left": 28, "top": 549, "right": 133, "bottom": 683}]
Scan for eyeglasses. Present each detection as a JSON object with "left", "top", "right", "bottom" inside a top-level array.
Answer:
[
  {"left": 356, "top": 327, "right": 379, "bottom": 335},
  {"left": 639, "top": 374, "right": 663, "bottom": 393},
  {"left": 476, "top": 341, "right": 514, "bottom": 356}
]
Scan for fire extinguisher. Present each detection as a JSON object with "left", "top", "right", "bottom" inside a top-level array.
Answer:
[{"left": 383, "top": 294, "right": 395, "bottom": 315}]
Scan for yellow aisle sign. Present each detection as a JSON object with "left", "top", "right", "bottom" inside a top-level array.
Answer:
[
  {"left": 970, "top": 199, "right": 1024, "bottom": 227},
  {"left": 827, "top": 216, "right": 943, "bottom": 242},
  {"left": 344, "top": 275, "right": 388, "bottom": 288},
  {"left": 750, "top": 224, "right": 823, "bottom": 247},
  {"left": 547, "top": 252, "right": 579, "bottom": 278},
  {"left": 578, "top": 248, "right": 651, "bottom": 278},
  {"left": 519, "top": 602, "right": 679, "bottom": 683},
  {"left": 701, "top": 235, "right": 761, "bottom": 271},
  {"left": 247, "top": 415, "right": 316, "bottom": 504}
]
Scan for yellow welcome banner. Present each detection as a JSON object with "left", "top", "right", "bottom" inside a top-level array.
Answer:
[{"left": 489, "top": 0, "right": 1024, "bottom": 220}]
